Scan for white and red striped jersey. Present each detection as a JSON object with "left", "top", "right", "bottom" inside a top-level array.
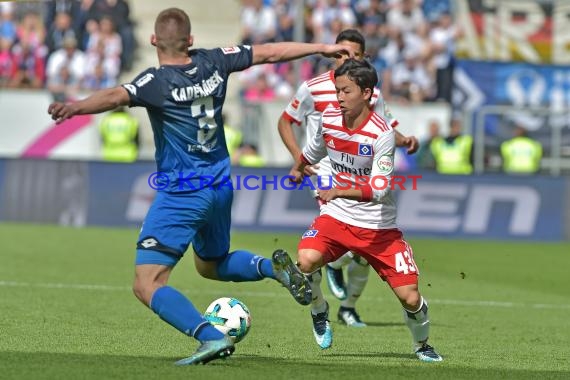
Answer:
[
  {"left": 282, "top": 70, "right": 398, "bottom": 147},
  {"left": 302, "top": 107, "right": 397, "bottom": 230},
  {"left": 282, "top": 70, "right": 398, "bottom": 184}
]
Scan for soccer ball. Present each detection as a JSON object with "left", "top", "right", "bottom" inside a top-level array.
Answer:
[{"left": 203, "top": 297, "right": 251, "bottom": 343}]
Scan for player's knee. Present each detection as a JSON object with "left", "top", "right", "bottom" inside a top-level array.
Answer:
[
  {"left": 297, "top": 250, "right": 323, "bottom": 273},
  {"left": 400, "top": 291, "right": 422, "bottom": 311}
]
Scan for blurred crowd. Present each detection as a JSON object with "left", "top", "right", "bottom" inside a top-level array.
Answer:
[
  {"left": 238, "top": 0, "right": 460, "bottom": 105},
  {"left": 1, "top": 0, "right": 457, "bottom": 105},
  {"left": 0, "top": 0, "right": 136, "bottom": 101}
]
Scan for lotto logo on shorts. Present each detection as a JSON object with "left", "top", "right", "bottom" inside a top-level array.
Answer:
[{"left": 302, "top": 229, "right": 319, "bottom": 239}]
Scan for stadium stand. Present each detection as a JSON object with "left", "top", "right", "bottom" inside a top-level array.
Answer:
[{"left": 238, "top": 0, "right": 457, "bottom": 108}]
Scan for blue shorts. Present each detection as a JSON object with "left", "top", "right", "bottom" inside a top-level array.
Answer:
[{"left": 136, "top": 186, "right": 232, "bottom": 266}]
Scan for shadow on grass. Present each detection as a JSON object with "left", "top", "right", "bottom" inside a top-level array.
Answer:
[
  {"left": 361, "top": 321, "right": 453, "bottom": 329},
  {"left": 324, "top": 351, "right": 414, "bottom": 359},
  {"left": 2, "top": 350, "right": 569, "bottom": 380},
  {"left": 360, "top": 321, "right": 403, "bottom": 327}
]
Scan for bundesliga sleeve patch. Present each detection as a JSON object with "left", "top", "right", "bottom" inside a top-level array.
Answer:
[
  {"left": 123, "top": 84, "right": 137, "bottom": 95},
  {"left": 377, "top": 155, "right": 393, "bottom": 174},
  {"left": 302, "top": 229, "right": 319, "bottom": 239},
  {"left": 221, "top": 46, "right": 241, "bottom": 54}
]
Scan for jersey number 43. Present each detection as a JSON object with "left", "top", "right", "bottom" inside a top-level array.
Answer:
[{"left": 394, "top": 250, "right": 418, "bottom": 275}]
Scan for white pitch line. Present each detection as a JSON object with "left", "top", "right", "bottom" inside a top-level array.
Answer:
[
  {"left": 0, "top": 280, "right": 130, "bottom": 292},
  {"left": 426, "top": 298, "right": 570, "bottom": 310},
  {"left": 1, "top": 280, "right": 569, "bottom": 310}
]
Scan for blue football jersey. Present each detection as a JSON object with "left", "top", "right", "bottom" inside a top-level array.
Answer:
[{"left": 122, "top": 45, "right": 253, "bottom": 192}]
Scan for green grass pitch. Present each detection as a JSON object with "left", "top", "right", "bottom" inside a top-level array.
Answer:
[{"left": 0, "top": 223, "right": 569, "bottom": 379}]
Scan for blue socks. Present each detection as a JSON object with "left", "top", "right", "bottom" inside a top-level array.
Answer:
[
  {"left": 150, "top": 286, "right": 224, "bottom": 342},
  {"left": 216, "top": 250, "right": 275, "bottom": 281},
  {"left": 149, "top": 252, "right": 276, "bottom": 341}
]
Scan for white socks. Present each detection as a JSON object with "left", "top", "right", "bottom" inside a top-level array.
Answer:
[
  {"left": 403, "top": 297, "right": 430, "bottom": 348},
  {"left": 308, "top": 270, "right": 327, "bottom": 315},
  {"left": 327, "top": 252, "right": 353, "bottom": 270},
  {"left": 340, "top": 259, "right": 370, "bottom": 308}
]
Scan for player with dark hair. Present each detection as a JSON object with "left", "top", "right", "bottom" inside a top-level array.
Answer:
[
  {"left": 289, "top": 58, "right": 442, "bottom": 362},
  {"left": 277, "top": 29, "right": 418, "bottom": 349},
  {"left": 48, "top": 7, "right": 358, "bottom": 366}
]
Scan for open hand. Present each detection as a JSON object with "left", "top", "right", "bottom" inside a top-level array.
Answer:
[
  {"left": 401, "top": 135, "right": 420, "bottom": 155},
  {"left": 289, "top": 167, "right": 305, "bottom": 184},
  {"left": 303, "top": 163, "right": 319, "bottom": 177},
  {"left": 322, "top": 43, "right": 357, "bottom": 59},
  {"left": 48, "top": 102, "right": 77, "bottom": 124},
  {"left": 317, "top": 188, "right": 339, "bottom": 202}
]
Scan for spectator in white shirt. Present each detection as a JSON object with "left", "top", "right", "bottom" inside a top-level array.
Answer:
[
  {"left": 311, "top": 0, "right": 357, "bottom": 43},
  {"left": 387, "top": 0, "right": 426, "bottom": 36},
  {"left": 390, "top": 48, "right": 433, "bottom": 103},
  {"left": 46, "top": 35, "right": 86, "bottom": 101},
  {"left": 241, "top": 0, "right": 277, "bottom": 44}
]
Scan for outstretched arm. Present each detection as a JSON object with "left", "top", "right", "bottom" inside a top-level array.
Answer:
[
  {"left": 48, "top": 87, "right": 130, "bottom": 124},
  {"left": 252, "top": 42, "right": 356, "bottom": 65}
]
